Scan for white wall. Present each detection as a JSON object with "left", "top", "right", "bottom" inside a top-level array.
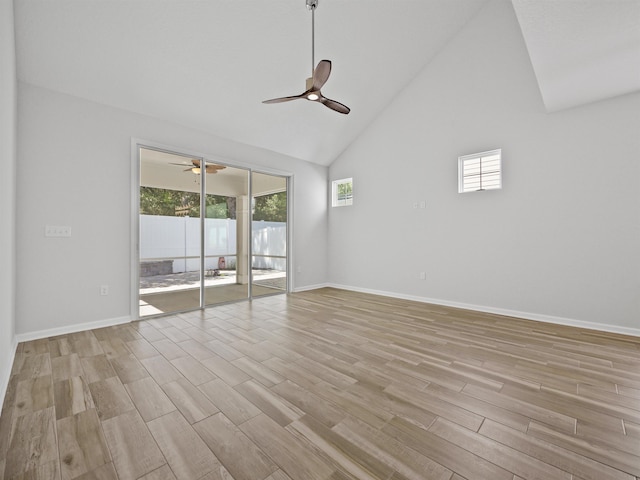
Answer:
[
  {"left": 16, "top": 83, "right": 328, "bottom": 336},
  {"left": 0, "top": 0, "right": 18, "bottom": 405},
  {"left": 328, "top": 0, "right": 640, "bottom": 334}
]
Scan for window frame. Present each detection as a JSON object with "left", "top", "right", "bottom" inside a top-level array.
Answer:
[
  {"left": 458, "top": 149, "right": 502, "bottom": 193},
  {"left": 331, "top": 177, "right": 353, "bottom": 207}
]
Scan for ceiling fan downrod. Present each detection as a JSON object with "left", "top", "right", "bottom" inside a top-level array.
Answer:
[{"left": 307, "top": 0, "right": 318, "bottom": 77}]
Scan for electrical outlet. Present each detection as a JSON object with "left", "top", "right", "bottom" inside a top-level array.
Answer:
[
  {"left": 419, "top": 272, "right": 426, "bottom": 280},
  {"left": 100, "top": 285, "right": 109, "bottom": 296},
  {"left": 420, "top": 201, "right": 426, "bottom": 209}
]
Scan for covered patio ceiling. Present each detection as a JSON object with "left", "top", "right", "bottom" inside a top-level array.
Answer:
[{"left": 140, "top": 148, "right": 286, "bottom": 197}]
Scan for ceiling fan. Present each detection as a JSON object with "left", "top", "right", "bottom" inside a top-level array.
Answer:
[
  {"left": 169, "top": 159, "right": 226, "bottom": 175},
  {"left": 263, "top": 0, "right": 350, "bottom": 115}
]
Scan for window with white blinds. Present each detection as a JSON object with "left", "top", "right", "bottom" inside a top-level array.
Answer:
[{"left": 458, "top": 149, "right": 502, "bottom": 193}]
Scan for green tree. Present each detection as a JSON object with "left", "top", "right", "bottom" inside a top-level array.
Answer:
[
  {"left": 253, "top": 192, "right": 287, "bottom": 222},
  {"left": 337, "top": 181, "right": 352, "bottom": 200},
  {"left": 140, "top": 187, "right": 232, "bottom": 218}
]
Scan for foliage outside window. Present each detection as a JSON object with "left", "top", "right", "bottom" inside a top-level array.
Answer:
[
  {"left": 332, "top": 178, "right": 353, "bottom": 207},
  {"left": 141, "top": 187, "right": 287, "bottom": 221},
  {"left": 140, "top": 187, "right": 234, "bottom": 218},
  {"left": 252, "top": 192, "right": 287, "bottom": 222}
]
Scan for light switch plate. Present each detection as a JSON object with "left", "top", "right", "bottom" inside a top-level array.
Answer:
[{"left": 45, "top": 225, "right": 72, "bottom": 237}]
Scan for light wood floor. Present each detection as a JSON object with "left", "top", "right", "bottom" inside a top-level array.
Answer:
[{"left": 1, "top": 288, "right": 639, "bottom": 480}]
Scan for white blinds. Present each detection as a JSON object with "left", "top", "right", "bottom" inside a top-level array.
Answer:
[{"left": 459, "top": 149, "right": 502, "bottom": 193}]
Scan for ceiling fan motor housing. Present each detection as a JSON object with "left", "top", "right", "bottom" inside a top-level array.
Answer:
[{"left": 306, "top": 0, "right": 318, "bottom": 11}]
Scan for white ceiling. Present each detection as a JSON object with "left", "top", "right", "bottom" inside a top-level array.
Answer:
[
  {"left": 14, "top": 0, "right": 640, "bottom": 166},
  {"left": 512, "top": 0, "right": 640, "bottom": 112}
]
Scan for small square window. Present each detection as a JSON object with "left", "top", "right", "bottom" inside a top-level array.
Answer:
[
  {"left": 332, "top": 178, "right": 353, "bottom": 207},
  {"left": 458, "top": 149, "right": 502, "bottom": 193}
]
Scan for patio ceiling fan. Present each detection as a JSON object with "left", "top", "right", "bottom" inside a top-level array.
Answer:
[
  {"left": 169, "top": 159, "right": 226, "bottom": 175},
  {"left": 262, "top": 0, "right": 350, "bottom": 115}
]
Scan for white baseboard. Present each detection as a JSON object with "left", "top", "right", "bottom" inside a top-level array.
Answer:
[
  {"left": 328, "top": 283, "right": 640, "bottom": 338},
  {"left": 15, "top": 315, "right": 131, "bottom": 343},
  {"left": 292, "top": 282, "right": 330, "bottom": 293},
  {"left": 0, "top": 336, "right": 18, "bottom": 411}
]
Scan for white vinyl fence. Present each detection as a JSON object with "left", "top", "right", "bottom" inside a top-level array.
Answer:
[
  {"left": 140, "top": 215, "right": 286, "bottom": 274},
  {"left": 252, "top": 221, "right": 287, "bottom": 271}
]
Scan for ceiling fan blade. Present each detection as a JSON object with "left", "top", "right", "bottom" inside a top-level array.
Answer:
[
  {"left": 263, "top": 94, "right": 305, "bottom": 104},
  {"left": 320, "top": 97, "right": 350, "bottom": 115},
  {"left": 312, "top": 60, "right": 331, "bottom": 90},
  {"left": 205, "top": 165, "right": 225, "bottom": 173}
]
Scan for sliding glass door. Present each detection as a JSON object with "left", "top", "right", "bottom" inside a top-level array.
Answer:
[
  {"left": 138, "top": 149, "right": 203, "bottom": 316},
  {"left": 251, "top": 172, "right": 288, "bottom": 297},
  {"left": 137, "top": 147, "right": 288, "bottom": 317},
  {"left": 204, "top": 166, "right": 250, "bottom": 306}
]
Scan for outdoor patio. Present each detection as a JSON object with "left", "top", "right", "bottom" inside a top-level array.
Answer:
[{"left": 139, "top": 269, "right": 287, "bottom": 316}]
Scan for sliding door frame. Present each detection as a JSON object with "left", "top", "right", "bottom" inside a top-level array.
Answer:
[
  {"left": 130, "top": 138, "right": 292, "bottom": 320},
  {"left": 250, "top": 171, "right": 290, "bottom": 298}
]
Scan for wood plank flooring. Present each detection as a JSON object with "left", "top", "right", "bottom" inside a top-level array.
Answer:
[{"left": 1, "top": 287, "right": 639, "bottom": 479}]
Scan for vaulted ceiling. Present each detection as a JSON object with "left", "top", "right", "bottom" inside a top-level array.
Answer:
[
  {"left": 13, "top": 0, "right": 640, "bottom": 166},
  {"left": 513, "top": 0, "right": 640, "bottom": 112}
]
